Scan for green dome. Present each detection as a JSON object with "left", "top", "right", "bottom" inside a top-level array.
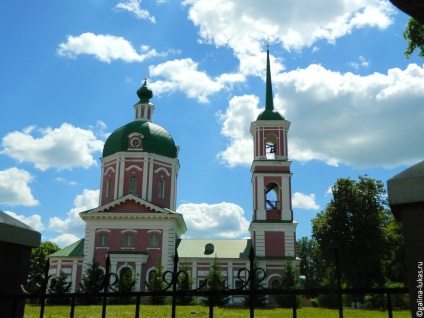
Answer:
[
  {"left": 256, "top": 109, "right": 285, "bottom": 120},
  {"left": 103, "top": 120, "right": 178, "bottom": 158}
]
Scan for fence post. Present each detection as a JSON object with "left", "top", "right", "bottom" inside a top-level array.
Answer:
[
  {"left": 334, "top": 249, "right": 344, "bottom": 318},
  {"left": 249, "top": 246, "right": 254, "bottom": 318},
  {"left": 171, "top": 252, "right": 179, "bottom": 318},
  {"left": 101, "top": 254, "right": 111, "bottom": 318}
]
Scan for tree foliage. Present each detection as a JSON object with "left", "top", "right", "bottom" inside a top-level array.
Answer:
[
  {"left": 79, "top": 261, "right": 104, "bottom": 304},
  {"left": 176, "top": 264, "right": 196, "bottom": 305},
  {"left": 201, "top": 256, "right": 230, "bottom": 306},
  {"left": 27, "top": 241, "right": 60, "bottom": 293},
  {"left": 404, "top": 18, "right": 424, "bottom": 58},
  {"left": 312, "top": 176, "right": 389, "bottom": 288},
  {"left": 147, "top": 259, "right": 167, "bottom": 305},
  {"left": 243, "top": 264, "right": 267, "bottom": 308},
  {"left": 273, "top": 261, "right": 300, "bottom": 308},
  {"left": 48, "top": 270, "right": 72, "bottom": 305},
  {"left": 296, "top": 237, "right": 322, "bottom": 289}
]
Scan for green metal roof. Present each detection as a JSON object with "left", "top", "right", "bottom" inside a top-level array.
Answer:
[
  {"left": 49, "top": 239, "right": 84, "bottom": 257},
  {"left": 178, "top": 239, "right": 251, "bottom": 259},
  {"left": 102, "top": 120, "right": 178, "bottom": 158}
]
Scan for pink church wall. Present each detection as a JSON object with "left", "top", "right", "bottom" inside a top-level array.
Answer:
[{"left": 264, "top": 232, "right": 285, "bottom": 257}]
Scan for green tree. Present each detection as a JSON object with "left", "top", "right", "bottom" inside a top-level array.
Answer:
[
  {"left": 243, "top": 264, "right": 267, "bottom": 308},
  {"left": 176, "top": 264, "right": 196, "bottom": 305},
  {"left": 79, "top": 261, "right": 104, "bottom": 304},
  {"left": 201, "top": 256, "right": 230, "bottom": 306},
  {"left": 111, "top": 266, "right": 136, "bottom": 304},
  {"left": 296, "top": 237, "right": 322, "bottom": 289},
  {"left": 273, "top": 261, "right": 300, "bottom": 308},
  {"left": 383, "top": 216, "right": 407, "bottom": 284},
  {"left": 404, "top": 18, "right": 424, "bottom": 58},
  {"left": 147, "top": 259, "right": 167, "bottom": 305},
  {"left": 48, "top": 270, "right": 72, "bottom": 305},
  {"left": 27, "top": 241, "right": 60, "bottom": 293},
  {"left": 312, "top": 176, "right": 388, "bottom": 289}
]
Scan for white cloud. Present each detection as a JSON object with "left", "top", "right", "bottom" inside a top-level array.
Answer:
[
  {"left": 114, "top": 0, "right": 156, "bottom": 23},
  {"left": 217, "top": 95, "right": 259, "bottom": 167},
  {"left": 48, "top": 189, "right": 99, "bottom": 237},
  {"left": 51, "top": 233, "right": 81, "bottom": 249},
  {"left": 292, "top": 192, "right": 320, "bottom": 210},
  {"left": 177, "top": 202, "right": 250, "bottom": 238},
  {"left": 149, "top": 58, "right": 245, "bottom": 103},
  {"left": 57, "top": 33, "right": 164, "bottom": 63},
  {"left": 218, "top": 63, "right": 424, "bottom": 169},
  {"left": 0, "top": 168, "right": 39, "bottom": 206},
  {"left": 275, "top": 63, "right": 424, "bottom": 168},
  {"left": 183, "top": 0, "right": 394, "bottom": 54},
  {"left": 4, "top": 211, "right": 44, "bottom": 231},
  {"left": 1, "top": 123, "right": 104, "bottom": 171}
]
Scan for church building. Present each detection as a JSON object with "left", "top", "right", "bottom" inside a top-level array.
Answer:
[{"left": 49, "top": 50, "right": 298, "bottom": 304}]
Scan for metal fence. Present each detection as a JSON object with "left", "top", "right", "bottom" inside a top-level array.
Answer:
[{"left": 0, "top": 249, "right": 409, "bottom": 318}]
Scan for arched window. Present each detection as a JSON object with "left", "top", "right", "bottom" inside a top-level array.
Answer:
[
  {"left": 106, "top": 179, "right": 112, "bottom": 198},
  {"left": 149, "top": 234, "right": 159, "bottom": 247},
  {"left": 124, "top": 233, "right": 133, "bottom": 247},
  {"left": 265, "top": 134, "right": 277, "bottom": 159},
  {"left": 158, "top": 179, "right": 165, "bottom": 199},
  {"left": 271, "top": 278, "right": 281, "bottom": 289},
  {"left": 129, "top": 176, "right": 137, "bottom": 195},
  {"left": 265, "top": 182, "right": 279, "bottom": 210},
  {"left": 99, "top": 233, "right": 108, "bottom": 247}
]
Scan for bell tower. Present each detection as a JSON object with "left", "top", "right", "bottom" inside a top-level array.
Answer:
[{"left": 249, "top": 48, "right": 297, "bottom": 259}]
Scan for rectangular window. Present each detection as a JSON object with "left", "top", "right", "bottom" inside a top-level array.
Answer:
[
  {"left": 158, "top": 180, "right": 164, "bottom": 199},
  {"left": 149, "top": 234, "right": 159, "bottom": 247},
  {"left": 124, "top": 234, "right": 133, "bottom": 247},
  {"left": 106, "top": 179, "right": 112, "bottom": 198},
  {"left": 129, "top": 176, "right": 137, "bottom": 195},
  {"left": 99, "top": 233, "right": 108, "bottom": 247}
]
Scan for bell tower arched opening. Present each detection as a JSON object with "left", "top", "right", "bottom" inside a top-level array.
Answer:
[{"left": 265, "top": 133, "right": 277, "bottom": 159}]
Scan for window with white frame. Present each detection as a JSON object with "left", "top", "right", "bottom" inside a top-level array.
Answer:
[
  {"left": 129, "top": 176, "right": 137, "bottom": 195},
  {"left": 99, "top": 233, "right": 108, "bottom": 247},
  {"left": 149, "top": 234, "right": 159, "bottom": 247},
  {"left": 106, "top": 179, "right": 112, "bottom": 198},
  {"left": 158, "top": 179, "right": 165, "bottom": 199},
  {"left": 124, "top": 233, "right": 134, "bottom": 247}
]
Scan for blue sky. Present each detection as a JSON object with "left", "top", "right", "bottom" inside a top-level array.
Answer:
[{"left": 1, "top": 0, "right": 423, "bottom": 248}]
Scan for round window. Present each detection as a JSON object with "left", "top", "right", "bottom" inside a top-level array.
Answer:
[{"left": 131, "top": 138, "right": 141, "bottom": 147}]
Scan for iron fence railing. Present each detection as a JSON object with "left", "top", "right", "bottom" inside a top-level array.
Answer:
[{"left": 0, "top": 248, "right": 410, "bottom": 318}]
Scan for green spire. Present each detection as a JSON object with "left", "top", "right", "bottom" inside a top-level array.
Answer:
[
  {"left": 256, "top": 48, "right": 285, "bottom": 121},
  {"left": 136, "top": 78, "right": 153, "bottom": 103},
  {"left": 265, "top": 47, "right": 274, "bottom": 112}
]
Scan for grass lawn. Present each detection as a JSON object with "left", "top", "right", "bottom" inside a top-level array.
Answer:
[{"left": 24, "top": 304, "right": 411, "bottom": 318}]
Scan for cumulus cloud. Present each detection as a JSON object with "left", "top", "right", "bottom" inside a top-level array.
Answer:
[
  {"left": 218, "top": 63, "right": 424, "bottom": 169},
  {"left": 183, "top": 0, "right": 394, "bottom": 53},
  {"left": 177, "top": 202, "right": 250, "bottom": 238},
  {"left": 1, "top": 123, "right": 104, "bottom": 171},
  {"left": 57, "top": 33, "right": 164, "bottom": 63},
  {"left": 0, "top": 168, "right": 39, "bottom": 206},
  {"left": 276, "top": 63, "right": 424, "bottom": 168},
  {"left": 217, "top": 95, "right": 260, "bottom": 166},
  {"left": 48, "top": 189, "right": 99, "bottom": 237},
  {"left": 4, "top": 211, "right": 44, "bottom": 231},
  {"left": 149, "top": 58, "right": 245, "bottom": 103},
  {"left": 51, "top": 233, "right": 81, "bottom": 248},
  {"left": 114, "top": 0, "right": 156, "bottom": 23},
  {"left": 292, "top": 192, "right": 320, "bottom": 210}
]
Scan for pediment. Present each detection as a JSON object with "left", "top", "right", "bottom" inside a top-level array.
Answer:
[{"left": 80, "top": 194, "right": 172, "bottom": 215}]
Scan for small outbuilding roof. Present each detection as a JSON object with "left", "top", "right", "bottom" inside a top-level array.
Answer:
[{"left": 50, "top": 239, "right": 84, "bottom": 257}]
